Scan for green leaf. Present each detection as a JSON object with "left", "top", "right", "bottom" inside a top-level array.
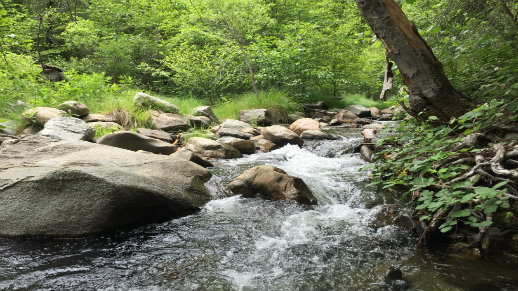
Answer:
[
  {"left": 474, "top": 187, "right": 498, "bottom": 198},
  {"left": 449, "top": 209, "right": 471, "bottom": 218},
  {"left": 460, "top": 193, "right": 475, "bottom": 203}
]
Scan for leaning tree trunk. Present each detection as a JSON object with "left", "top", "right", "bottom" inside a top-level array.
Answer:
[{"left": 355, "top": 0, "right": 476, "bottom": 121}]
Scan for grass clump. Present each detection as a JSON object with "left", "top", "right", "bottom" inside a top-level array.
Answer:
[{"left": 213, "top": 90, "right": 299, "bottom": 121}]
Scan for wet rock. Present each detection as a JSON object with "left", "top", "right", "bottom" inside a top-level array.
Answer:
[
  {"left": 261, "top": 125, "right": 303, "bottom": 147},
  {"left": 0, "top": 135, "right": 212, "bottom": 237},
  {"left": 379, "top": 113, "right": 393, "bottom": 121},
  {"left": 289, "top": 118, "right": 320, "bottom": 135},
  {"left": 150, "top": 112, "right": 190, "bottom": 132},
  {"left": 447, "top": 242, "right": 481, "bottom": 260},
  {"left": 228, "top": 165, "right": 317, "bottom": 205},
  {"left": 133, "top": 92, "right": 180, "bottom": 113},
  {"left": 300, "top": 129, "right": 334, "bottom": 140},
  {"left": 255, "top": 138, "right": 277, "bottom": 153},
  {"left": 187, "top": 115, "right": 211, "bottom": 128},
  {"left": 40, "top": 117, "right": 95, "bottom": 141},
  {"left": 369, "top": 107, "right": 381, "bottom": 119},
  {"left": 218, "top": 128, "right": 253, "bottom": 140},
  {"left": 171, "top": 148, "right": 213, "bottom": 168},
  {"left": 250, "top": 134, "right": 264, "bottom": 142},
  {"left": 334, "top": 110, "right": 359, "bottom": 124},
  {"left": 360, "top": 145, "right": 375, "bottom": 162},
  {"left": 136, "top": 128, "right": 174, "bottom": 143},
  {"left": 185, "top": 137, "right": 242, "bottom": 159},
  {"left": 82, "top": 114, "right": 117, "bottom": 123},
  {"left": 57, "top": 101, "right": 89, "bottom": 117},
  {"left": 345, "top": 105, "right": 371, "bottom": 118},
  {"left": 239, "top": 109, "right": 274, "bottom": 126},
  {"left": 217, "top": 136, "right": 255, "bottom": 154},
  {"left": 193, "top": 106, "right": 219, "bottom": 123},
  {"left": 97, "top": 131, "right": 176, "bottom": 155},
  {"left": 394, "top": 212, "right": 415, "bottom": 230},
  {"left": 23, "top": 107, "right": 66, "bottom": 126}
]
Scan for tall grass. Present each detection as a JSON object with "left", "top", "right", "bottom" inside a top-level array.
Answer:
[{"left": 213, "top": 90, "right": 299, "bottom": 121}]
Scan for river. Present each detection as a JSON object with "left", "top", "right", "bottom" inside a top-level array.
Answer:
[{"left": 0, "top": 127, "right": 516, "bottom": 291}]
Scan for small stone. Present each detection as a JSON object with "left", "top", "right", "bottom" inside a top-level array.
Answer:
[{"left": 57, "top": 101, "right": 90, "bottom": 117}]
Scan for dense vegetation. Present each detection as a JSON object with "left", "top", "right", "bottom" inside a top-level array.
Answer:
[{"left": 1, "top": 0, "right": 517, "bottom": 249}]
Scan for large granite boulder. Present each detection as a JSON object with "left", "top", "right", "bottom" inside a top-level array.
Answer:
[
  {"left": 228, "top": 165, "right": 317, "bottom": 205},
  {"left": 97, "top": 131, "right": 176, "bottom": 155},
  {"left": 193, "top": 106, "right": 219, "bottom": 123},
  {"left": 0, "top": 136, "right": 212, "bottom": 237},
  {"left": 239, "top": 109, "right": 274, "bottom": 126},
  {"left": 150, "top": 112, "right": 190, "bottom": 132},
  {"left": 289, "top": 118, "right": 320, "bottom": 135},
  {"left": 171, "top": 148, "right": 214, "bottom": 168},
  {"left": 133, "top": 92, "right": 180, "bottom": 113},
  {"left": 23, "top": 107, "right": 66, "bottom": 126},
  {"left": 185, "top": 137, "right": 242, "bottom": 159},
  {"left": 261, "top": 125, "right": 303, "bottom": 147},
  {"left": 39, "top": 117, "right": 95, "bottom": 141},
  {"left": 57, "top": 101, "right": 89, "bottom": 117},
  {"left": 345, "top": 105, "right": 371, "bottom": 118}
]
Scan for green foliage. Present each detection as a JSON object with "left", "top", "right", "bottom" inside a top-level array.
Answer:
[
  {"left": 366, "top": 99, "right": 515, "bottom": 232},
  {"left": 182, "top": 127, "right": 214, "bottom": 142},
  {"left": 93, "top": 124, "right": 122, "bottom": 139}
]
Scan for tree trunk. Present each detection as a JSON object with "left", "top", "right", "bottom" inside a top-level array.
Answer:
[{"left": 355, "top": 0, "right": 476, "bottom": 121}]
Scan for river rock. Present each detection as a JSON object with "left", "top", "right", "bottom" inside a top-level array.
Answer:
[
  {"left": 193, "top": 106, "right": 219, "bottom": 123},
  {"left": 133, "top": 92, "right": 180, "bottom": 113},
  {"left": 239, "top": 109, "right": 274, "bottom": 126},
  {"left": 369, "top": 107, "right": 381, "bottom": 119},
  {"left": 82, "top": 114, "right": 117, "bottom": 123},
  {"left": 187, "top": 115, "right": 211, "bottom": 128},
  {"left": 0, "top": 135, "right": 212, "bottom": 237},
  {"left": 379, "top": 114, "right": 393, "bottom": 121},
  {"left": 303, "top": 101, "right": 328, "bottom": 110},
  {"left": 89, "top": 122, "right": 122, "bottom": 131},
  {"left": 261, "top": 125, "right": 303, "bottom": 147},
  {"left": 217, "top": 136, "right": 255, "bottom": 154},
  {"left": 218, "top": 128, "right": 253, "bottom": 140},
  {"left": 360, "top": 145, "right": 375, "bottom": 162},
  {"left": 255, "top": 138, "right": 277, "bottom": 153},
  {"left": 39, "top": 117, "right": 95, "bottom": 141},
  {"left": 150, "top": 112, "right": 190, "bottom": 132},
  {"left": 97, "top": 131, "right": 176, "bottom": 155},
  {"left": 136, "top": 128, "right": 174, "bottom": 142},
  {"left": 334, "top": 110, "right": 359, "bottom": 124},
  {"left": 345, "top": 105, "right": 371, "bottom": 118},
  {"left": 300, "top": 129, "right": 334, "bottom": 140},
  {"left": 23, "top": 107, "right": 66, "bottom": 126},
  {"left": 185, "top": 137, "right": 242, "bottom": 159},
  {"left": 289, "top": 118, "right": 320, "bottom": 135},
  {"left": 288, "top": 112, "right": 306, "bottom": 123},
  {"left": 219, "top": 119, "right": 258, "bottom": 135},
  {"left": 228, "top": 165, "right": 317, "bottom": 205},
  {"left": 171, "top": 148, "right": 213, "bottom": 168},
  {"left": 57, "top": 101, "right": 89, "bottom": 117}
]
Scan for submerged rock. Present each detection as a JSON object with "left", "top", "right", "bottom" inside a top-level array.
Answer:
[
  {"left": 0, "top": 135, "right": 212, "bottom": 237},
  {"left": 228, "top": 165, "right": 317, "bottom": 205}
]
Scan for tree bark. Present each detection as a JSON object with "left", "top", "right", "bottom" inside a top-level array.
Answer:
[{"left": 355, "top": 0, "right": 476, "bottom": 121}]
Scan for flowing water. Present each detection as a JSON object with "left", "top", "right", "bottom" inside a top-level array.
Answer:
[{"left": 0, "top": 128, "right": 516, "bottom": 291}]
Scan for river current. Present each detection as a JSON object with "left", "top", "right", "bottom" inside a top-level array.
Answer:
[{"left": 0, "top": 128, "right": 516, "bottom": 291}]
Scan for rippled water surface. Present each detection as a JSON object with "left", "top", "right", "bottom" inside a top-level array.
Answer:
[{"left": 0, "top": 128, "right": 516, "bottom": 291}]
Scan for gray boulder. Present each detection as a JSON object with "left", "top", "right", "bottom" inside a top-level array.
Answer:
[
  {"left": 228, "top": 165, "right": 317, "bottom": 205},
  {"left": 82, "top": 114, "right": 117, "bottom": 123},
  {"left": 261, "top": 125, "right": 303, "bottom": 147},
  {"left": 185, "top": 137, "right": 242, "bottom": 159},
  {"left": 150, "top": 112, "right": 190, "bottom": 132},
  {"left": 219, "top": 119, "right": 258, "bottom": 135},
  {"left": 97, "top": 131, "right": 176, "bottom": 155},
  {"left": 40, "top": 117, "right": 95, "bottom": 141},
  {"left": 57, "top": 101, "right": 90, "bottom": 117},
  {"left": 23, "top": 107, "right": 65, "bottom": 126},
  {"left": 345, "top": 105, "right": 371, "bottom": 118},
  {"left": 171, "top": 148, "right": 214, "bottom": 168},
  {"left": 133, "top": 92, "right": 180, "bottom": 113},
  {"left": 300, "top": 129, "right": 334, "bottom": 140},
  {"left": 239, "top": 109, "right": 274, "bottom": 126},
  {"left": 193, "top": 106, "right": 219, "bottom": 123},
  {"left": 187, "top": 115, "right": 211, "bottom": 128},
  {"left": 0, "top": 136, "right": 212, "bottom": 237},
  {"left": 218, "top": 128, "right": 253, "bottom": 140},
  {"left": 255, "top": 138, "right": 277, "bottom": 153},
  {"left": 136, "top": 128, "right": 174, "bottom": 142}
]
